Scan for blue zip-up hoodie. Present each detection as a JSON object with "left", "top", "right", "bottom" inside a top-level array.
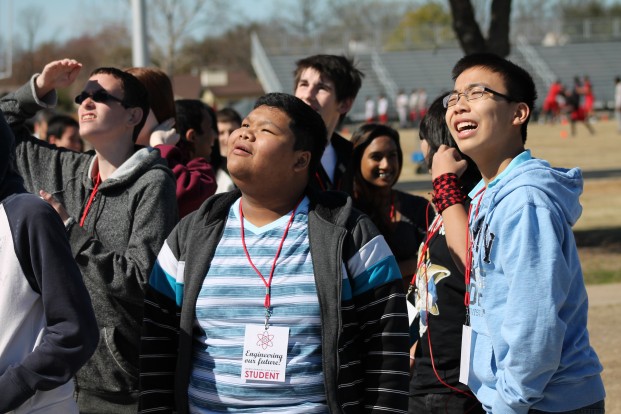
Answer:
[{"left": 466, "top": 151, "right": 605, "bottom": 414}]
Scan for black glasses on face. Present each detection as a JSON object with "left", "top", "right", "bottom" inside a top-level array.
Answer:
[
  {"left": 443, "top": 85, "right": 515, "bottom": 108},
  {"left": 74, "top": 89, "right": 126, "bottom": 107}
]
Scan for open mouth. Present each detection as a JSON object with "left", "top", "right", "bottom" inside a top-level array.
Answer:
[
  {"left": 456, "top": 121, "right": 478, "bottom": 132},
  {"left": 234, "top": 144, "right": 252, "bottom": 155},
  {"left": 81, "top": 113, "right": 96, "bottom": 121}
]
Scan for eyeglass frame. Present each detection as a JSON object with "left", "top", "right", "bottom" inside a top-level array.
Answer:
[
  {"left": 443, "top": 84, "right": 516, "bottom": 109},
  {"left": 74, "top": 89, "right": 128, "bottom": 107}
]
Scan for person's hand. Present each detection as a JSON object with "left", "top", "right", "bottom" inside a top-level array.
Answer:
[
  {"left": 39, "top": 190, "right": 70, "bottom": 222},
  {"left": 431, "top": 145, "right": 467, "bottom": 180},
  {"left": 149, "top": 118, "right": 180, "bottom": 147},
  {"left": 34, "top": 59, "right": 82, "bottom": 99}
]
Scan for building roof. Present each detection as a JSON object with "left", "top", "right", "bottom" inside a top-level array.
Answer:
[
  {"left": 207, "top": 70, "right": 264, "bottom": 98},
  {"left": 172, "top": 74, "right": 203, "bottom": 100},
  {"left": 172, "top": 70, "right": 264, "bottom": 101}
]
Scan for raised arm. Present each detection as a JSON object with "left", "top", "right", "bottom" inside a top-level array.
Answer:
[{"left": 430, "top": 145, "right": 470, "bottom": 272}]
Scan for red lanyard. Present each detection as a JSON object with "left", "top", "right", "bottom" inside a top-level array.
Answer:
[
  {"left": 410, "top": 202, "right": 440, "bottom": 287},
  {"left": 314, "top": 172, "right": 326, "bottom": 191},
  {"left": 79, "top": 173, "right": 101, "bottom": 227},
  {"left": 389, "top": 191, "right": 395, "bottom": 223},
  {"left": 239, "top": 197, "right": 302, "bottom": 328},
  {"left": 464, "top": 187, "right": 486, "bottom": 307}
]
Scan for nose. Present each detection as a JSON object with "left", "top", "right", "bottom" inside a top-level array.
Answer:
[
  {"left": 239, "top": 128, "right": 254, "bottom": 141},
  {"left": 379, "top": 157, "right": 390, "bottom": 169},
  {"left": 451, "top": 94, "right": 470, "bottom": 112},
  {"left": 81, "top": 96, "right": 96, "bottom": 108},
  {"left": 298, "top": 87, "right": 315, "bottom": 103}
]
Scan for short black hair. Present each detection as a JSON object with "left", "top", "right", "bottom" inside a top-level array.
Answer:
[
  {"left": 217, "top": 107, "right": 242, "bottom": 125},
  {"left": 451, "top": 53, "right": 537, "bottom": 143},
  {"left": 419, "top": 94, "right": 481, "bottom": 192},
  {"left": 253, "top": 93, "right": 327, "bottom": 177},
  {"left": 90, "top": 67, "right": 149, "bottom": 142},
  {"left": 175, "top": 99, "right": 210, "bottom": 138},
  {"left": 46, "top": 114, "right": 79, "bottom": 142}
]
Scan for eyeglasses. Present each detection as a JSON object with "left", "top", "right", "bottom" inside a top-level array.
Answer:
[
  {"left": 443, "top": 85, "right": 515, "bottom": 108},
  {"left": 74, "top": 90, "right": 127, "bottom": 107}
]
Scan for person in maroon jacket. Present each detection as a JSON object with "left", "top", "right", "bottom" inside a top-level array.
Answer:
[
  {"left": 127, "top": 67, "right": 217, "bottom": 218},
  {"left": 170, "top": 99, "right": 219, "bottom": 217}
]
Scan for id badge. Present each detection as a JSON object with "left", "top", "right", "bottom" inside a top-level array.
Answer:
[
  {"left": 459, "top": 324, "right": 472, "bottom": 385},
  {"left": 241, "top": 324, "right": 289, "bottom": 383}
]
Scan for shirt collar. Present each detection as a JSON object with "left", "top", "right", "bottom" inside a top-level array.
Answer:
[{"left": 469, "top": 150, "right": 532, "bottom": 198}]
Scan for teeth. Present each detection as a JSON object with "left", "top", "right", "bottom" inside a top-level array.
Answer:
[
  {"left": 82, "top": 114, "right": 96, "bottom": 121},
  {"left": 379, "top": 173, "right": 389, "bottom": 178},
  {"left": 457, "top": 121, "right": 476, "bottom": 132}
]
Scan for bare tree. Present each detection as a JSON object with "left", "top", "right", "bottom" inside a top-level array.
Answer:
[
  {"left": 327, "top": 0, "right": 406, "bottom": 29},
  {"left": 273, "top": 0, "right": 327, "bottom": 37},
  {"left": 448, "top": 0, "right": 512, "bottom": 57},
  {"left": 18, "top": 6, "right": 45, "bottom": 75},
  {"left": 147, "top": 0, "right": 229, "bottom": 75}
]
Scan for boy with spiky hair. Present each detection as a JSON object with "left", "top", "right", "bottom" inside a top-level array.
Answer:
[{"left": 435, "top": 53, "right": 605, "bottom": 413}]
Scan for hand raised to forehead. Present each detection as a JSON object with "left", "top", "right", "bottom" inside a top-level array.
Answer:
[{"left": 34, "top": 59, "right": 83, "bottom": 99}]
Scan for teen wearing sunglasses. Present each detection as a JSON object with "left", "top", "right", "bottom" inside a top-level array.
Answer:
[
  {"left": 74, "top": 89, "right": 127, "bottom": 106},
  {"left": 0, "top": 59, "right": 178, "bottom": 413}
]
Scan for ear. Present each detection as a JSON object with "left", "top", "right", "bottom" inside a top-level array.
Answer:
[
  {"left": 48, "top": 135, "right": 58, "bottom": 145},
  {"left": 337, "top": 97, "right": 353, "bottom": 115},
  {"left": 512, "top": 102, "right": 530, "bottom": 126},
  {"left": 127, "top": 107, "right": 144, "bottom": 127},
  {"left": 293, "top": 151, "right": 311, "bottom": 172},
  {"left": 185, "top": 129, "right": 196, "bottom": 143}
]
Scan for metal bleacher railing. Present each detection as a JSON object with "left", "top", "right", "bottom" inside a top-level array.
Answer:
[{"left": 251, "top": 16, "right": 621, "bottom": 119}]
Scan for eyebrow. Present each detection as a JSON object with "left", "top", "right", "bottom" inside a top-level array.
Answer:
[
  {"left": 244, "top": 115, "right": 287, "bottom": 133},
  {"left": 450, "top": 83, "right": 488, "bottom": 93},
  {"left": 298, "top": 76, "right": 334, "bottom": 89}
]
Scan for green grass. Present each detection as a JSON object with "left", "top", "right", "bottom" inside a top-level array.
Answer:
[{"left": 583, "top": 269, "right": 621, "bottom": 285}]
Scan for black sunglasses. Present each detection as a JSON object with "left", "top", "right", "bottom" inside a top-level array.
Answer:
[{"left": 74, "top": 90, "right": 127, "bottom": 107}]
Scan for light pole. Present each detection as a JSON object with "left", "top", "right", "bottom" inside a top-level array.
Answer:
[
  {"left": 132, "top": 0, "right": 150, "bottom": 67},
  {"left": 0, "top": 0, "right": 13, "bottom": 80}
]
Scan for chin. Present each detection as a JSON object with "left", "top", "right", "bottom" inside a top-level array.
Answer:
[{"left": 370, "top": 181, "right": 392, "bottom": 189}]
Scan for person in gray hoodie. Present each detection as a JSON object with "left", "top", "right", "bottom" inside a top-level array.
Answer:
[
  {"left": 0, "top": 59, "right": 178, "bottom": 413},
  {"left": 0, "top": 109, "right": 98, "bottom": 413}
]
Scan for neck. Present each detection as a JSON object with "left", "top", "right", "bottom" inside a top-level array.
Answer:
[
  {"left": 95, "top": 144, "right": 135, "bottom": 181},
  {"left": 477, "top": 147, "right": 524, "bottom": 184},
  {"left": 240, "top": 191, "right": 304, "bottom": 227},
  {"left": 326, "top": 121, "right": 338, "bottom": 140},
  {"left": 358, "top": 180, "right": 392, "bottom": 200}
]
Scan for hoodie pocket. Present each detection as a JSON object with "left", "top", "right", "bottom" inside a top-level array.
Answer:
[
  {"left": 102, "top": 326, "right": 139, "bottom": 381},
  {"left": 471, "top": 330, "right": 497, "bottom": 388}
]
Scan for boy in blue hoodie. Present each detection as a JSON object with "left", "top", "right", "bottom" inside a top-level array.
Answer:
[{"left": 433, "top": 53, "right": 605, "bottom": 413}]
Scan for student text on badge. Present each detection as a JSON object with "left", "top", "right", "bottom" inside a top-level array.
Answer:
[{"left": 244, "top": 370, "right": 281, "bottom": 380}]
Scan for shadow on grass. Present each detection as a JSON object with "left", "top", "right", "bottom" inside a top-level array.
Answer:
[{"left": 574, "top": 227, "right": 621, "bottom": 249}]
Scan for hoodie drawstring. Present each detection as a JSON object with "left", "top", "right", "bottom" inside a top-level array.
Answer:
[{"left": 80, "top": 173, "right": 101, "bottom": 227}]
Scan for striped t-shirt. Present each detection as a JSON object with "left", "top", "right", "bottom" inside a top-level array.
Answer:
[{"left": 188, "top": 197, "right": 328, "bottom": 413}]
